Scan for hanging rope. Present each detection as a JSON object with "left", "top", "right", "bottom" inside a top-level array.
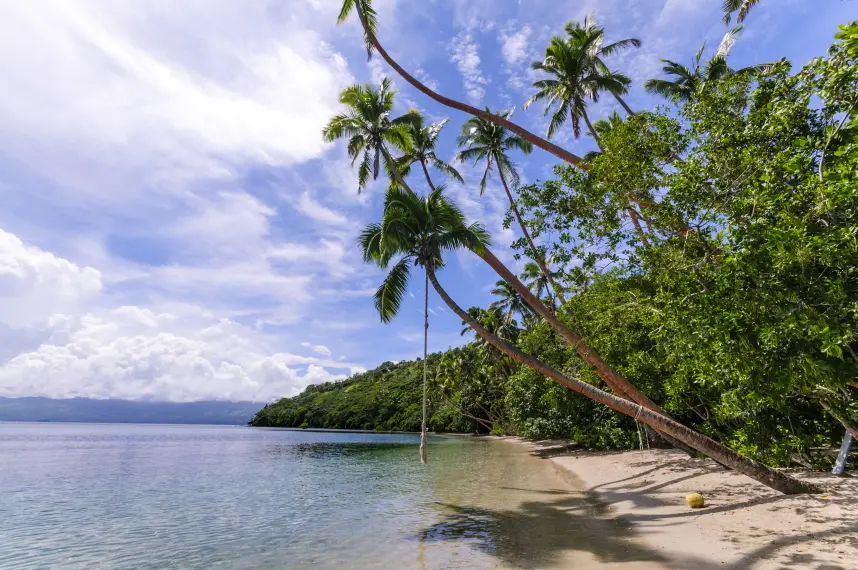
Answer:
[
  {"left": 419, "top": 267, "right": 429, "bottom": 464},
  {"left": 634, "top": 404, "right": 645, "bottom": 455}
]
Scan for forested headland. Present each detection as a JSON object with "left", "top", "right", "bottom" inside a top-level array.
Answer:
[{"left": 255, "top": 11, "right": 858, "bottom": 481}]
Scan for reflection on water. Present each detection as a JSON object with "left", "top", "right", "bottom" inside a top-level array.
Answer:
[{"left": 0, "top": 423, "right": 666, "bottom": 569}]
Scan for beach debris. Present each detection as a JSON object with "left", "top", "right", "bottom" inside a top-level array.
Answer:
[{"left": 686, "top": 493, "right": 706, "bottom": 508}]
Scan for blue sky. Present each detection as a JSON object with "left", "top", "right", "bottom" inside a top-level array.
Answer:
[{"left": 0, "top": 0, "right": 852, "bottom": 402}]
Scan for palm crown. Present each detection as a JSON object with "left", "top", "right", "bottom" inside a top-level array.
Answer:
[
  {"left": 322, "top": 77, "right": 412, "bottom": 193},
  {"left": 565, "top": 15, "right": 640, "bottom": 115},
  {"left": 457, "top": 108, "right": 533, "bottom": 193},
  {"left": 722, "top": 0, "right": 762, "bottom": 24},
  {"left": 644, "top": 26, "right": 771, "bottom": 102},
  {"left": 525, "top": 37, "right": 629, "bottom": 140},
  {"left": 360, "top": 186, "right": 489, "bottom": 323},
  {"left": 488, "top": 279, "right": 533, "bottom": 322},
  {"left": 393, "top": 110, "right": 464, "bottom": 190}
]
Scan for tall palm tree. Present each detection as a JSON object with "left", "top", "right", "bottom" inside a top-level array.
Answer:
[
  {"left": 644, "top": 26, "right": 771, "bottom": 102},
  {"left": 489, "top": 280, "right": 533, "bottom": 323},
  {"left": 361, "top": 186, "right": 818, "bottom": 495},
  {"left": 322, "top": 78, "right": 416, "bottom": 194},
  {"left": 360, "top": 185, "right": 489, "bottom": 463},
  {"left": 565, "top": 15, "right": 641, "bottom": 116},
  {"left": 335, "top": 0, "right": 586, "bottom": 167},
  {"left": 722, "top": 0, "right": 763, "bottom": 24},
  {"left": 457, "top": 109, "right": 565, "bottom": 305},
  {"left": 525, "top": 37, "right": 628, "bottom": 150},
  {"left": 393, "top": 110, "right": 464, "bottom": 191}
]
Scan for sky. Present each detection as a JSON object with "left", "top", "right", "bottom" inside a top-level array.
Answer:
[{"left": 0, "top": 0, "right": 852, "bottom": 403}]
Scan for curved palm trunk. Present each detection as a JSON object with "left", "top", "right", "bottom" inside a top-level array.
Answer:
[
  {"left": 475, "top": 247, "right": 697, "bottom": 457},
  {"left": 612, "top": 92, "right": 636, "bottom": 116},
  {"left": 353, "top": 4, "right": 586, "bottom": 169},
  {"left": 427, "top": 265, "right": 819, "bottom": 495},
  {"left": 382, "top": 146, "right": 418, "bottom": 197},
  {"left": 419, "top": 159, "right": 437, "bottom": 192},
  {"left": 497, "top": 168, "right": 565, "bottom": 307},
  {"left": 420, "top": 268, "right": 429, "bottom": 464}
]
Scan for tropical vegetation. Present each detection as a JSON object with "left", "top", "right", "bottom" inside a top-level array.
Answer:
[{"left": 254, "top": 7, "right": 858, "bottom": 492}]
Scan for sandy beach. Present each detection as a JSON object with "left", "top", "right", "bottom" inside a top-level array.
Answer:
[{"left": 519, "top": 441, "right": 858, "bottom": 569}]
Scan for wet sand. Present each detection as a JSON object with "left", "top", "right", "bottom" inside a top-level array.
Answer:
[{"left": 515, "top": 443, "right": 858, "bottom": 569}]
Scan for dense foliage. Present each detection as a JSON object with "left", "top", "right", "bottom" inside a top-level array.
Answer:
[
  {"left": 255, "top": 22, "right": 858, "bottom": 472},
  {"left": 250, "top": 355, "right": 483, "bottom": 433}
]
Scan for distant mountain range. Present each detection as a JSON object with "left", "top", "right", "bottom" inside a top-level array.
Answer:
[{"left": 0, "top": 397, "right": 263, "bottom": 425}]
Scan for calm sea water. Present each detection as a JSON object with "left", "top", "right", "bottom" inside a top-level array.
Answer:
[{"left": 0, "top": 423, "right": 664, "bottom": 569}]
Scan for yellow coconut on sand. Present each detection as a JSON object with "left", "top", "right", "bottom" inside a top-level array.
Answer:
[{"left": 686, "top": 493, "right": 705, "bottom": 508}]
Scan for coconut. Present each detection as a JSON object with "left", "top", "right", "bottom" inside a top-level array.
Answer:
[{"left": 685, "top": 492, "right": 705, "bottom": 508}]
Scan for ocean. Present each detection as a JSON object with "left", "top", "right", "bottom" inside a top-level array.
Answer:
[{"left": 0, "top": 422, "right": 650, "bottom": 569}]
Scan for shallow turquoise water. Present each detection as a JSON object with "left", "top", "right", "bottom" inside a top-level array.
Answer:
[{"left": 0, "top": 423, "right": 660, "bottom": 569}]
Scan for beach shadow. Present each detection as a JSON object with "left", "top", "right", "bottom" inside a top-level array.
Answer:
[{"left": 414, "top": 495, "right": 671, "bottom": 568}]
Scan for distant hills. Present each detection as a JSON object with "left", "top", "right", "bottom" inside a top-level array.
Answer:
[{"left": 0, "top": 397, "right": 262, "bottom": 425}]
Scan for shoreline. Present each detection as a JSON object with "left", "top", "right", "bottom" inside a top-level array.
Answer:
[{"left": 511, "top": 441, "right": 857, "bottom": 569}]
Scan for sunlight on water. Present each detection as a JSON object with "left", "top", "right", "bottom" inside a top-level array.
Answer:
[{"left": 0, "top": 423, "right": 666, "bottom": 569}]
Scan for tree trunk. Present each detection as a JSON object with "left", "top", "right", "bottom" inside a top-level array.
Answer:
[
  {"left": 822, "top": 400, "right": 858, "bottom": 440},
  {"left": 353, "top": 4, "right": 586, "bottom": 169},
  {"left": 382, "top": 146, "right": 418, "bottom": 197},
  {"left": 496, "top": 167, "right": 564, "bottom": 307},
  {"left": 427, "top": 265, "right": 819, "bottom": 495},
  {"left": 419, "top": 159, "right": 437, "bottom": 192},
  {"left": 583, "top": 109, "right": 604, "bottom": 152},
  {"left": 613, "top": 92, "right": 636, "bottom": 116},
  {"left": 475, "top": 247, "right": 698, "bottom": 458},
  {"left": 627, "top": 208, "right": 651, "bottom": 247},
  {"left": 420, "top": 268, "right": 429, "bottom": 464}
]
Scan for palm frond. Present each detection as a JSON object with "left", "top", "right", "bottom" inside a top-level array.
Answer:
[{"left": 374, "top": 257, "right": 411, "bottom": 323}]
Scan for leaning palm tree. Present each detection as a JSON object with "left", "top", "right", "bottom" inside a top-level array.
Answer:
[
  {"left": 392, "top": 110, "right": 463, "bottom": 191},
  {"left": 565, "top": 15, "right": 641, "bottom": 116},
  {"left": 322, "top": 78, "right": 416, "bottom": 194},
  {"left": 525, "top": 37, "right": 628, "bottom": 150},
  {"left": 722, "top": 0, "right": 763, "bottom": 24},
  {"left": 361, "top": 185, "right": 818, "bottom": 495},
  {"left": 335, "top": 0, "right": 586, "bottom": 167},
  {"left": 644, "top": 26, "right": 771, "bottom": 102},
  {"left": 457, "top": 110, "right": 565, "bottom": 305},
  {"left": 489, "top": 280, "right": 532, "bottom": 323}
]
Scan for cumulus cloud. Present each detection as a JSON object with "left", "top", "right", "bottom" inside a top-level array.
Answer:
[
  {"left": 0, "top": 229, "right": 102, "bottom": 327},
  {"left": 0, "top": 306, "right": 362, "bottom": 402}
]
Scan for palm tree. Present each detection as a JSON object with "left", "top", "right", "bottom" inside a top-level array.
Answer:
[
  {"left": 322, "top": 78, "right": 416, "bottom": 195},
  {"left": 489, "top": 280, "right": 532, "bottom": 323},
  {"left": 360, "top": 185, "right": 489, "bottom": 463},
  {"left": 526, "top": 37, "right": 630, "bottom": 151},
  {"left": 457, "top": 109, "right": 566, "bottom": 305},
  {"left": 521, "top": 261, "right": 564, "bottom": 309},
  {"left": 723, "top": 0, "right": 763, "bottom": 24},
  {"left": 565, "top": 15, "right": 641, "bottom": 116},
  {"left": 362, "top": 185, "right": 817, "bottom": 494},
  {"left": 393, "top": 110, "right": 463, "bottom": 191},
  {"left": 644, "top": 27, "right": 771, "bottom": 102},
  {"left": 335, "top": 0, "right": 586, "bottom": 167}
]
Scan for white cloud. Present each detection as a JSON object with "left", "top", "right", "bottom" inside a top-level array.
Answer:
[
  {"left": 0, "top": 229, "right": 102, "bottom": 327},
  {"left": 449, "top": 32, "right": 489, "bottom": 104},
  {"left": 500, "top": 25, "right": 532, "bottom": 64},
  {"left": 294, "top": 191, "right": 350, "bottom": 226},
  {"left": 301, "top": 342, "right": 333, "bottom": 358},
  {"left": 0, "top": 306, "right": 362, "bottom": 402},
  {"left": 0, "top": 1, "right": 354, "bottom": 209}
]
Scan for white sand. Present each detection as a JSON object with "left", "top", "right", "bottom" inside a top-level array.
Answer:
[{"left": 523, "top": 444, "right": 858, "bottom": 569}]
